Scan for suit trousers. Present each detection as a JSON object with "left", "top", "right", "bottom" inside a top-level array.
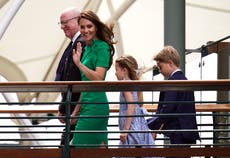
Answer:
[
  {"left": 167, "top": 132, "right": 196, "bottom": 158},
  {"left": 60, "top": 124, "right": 76, "bottom": 146}
]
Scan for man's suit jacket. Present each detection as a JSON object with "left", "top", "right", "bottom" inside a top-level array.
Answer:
[
  {"left": 55, "top": 35, "right": 85, "bottom": 115},
  {"left": 156, "top": 71, "right": 200, "bottom": 141}
]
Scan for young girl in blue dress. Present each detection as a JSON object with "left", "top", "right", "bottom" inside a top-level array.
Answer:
[{"left": 115, "top": 55, "right": 155, "bottom": 149}]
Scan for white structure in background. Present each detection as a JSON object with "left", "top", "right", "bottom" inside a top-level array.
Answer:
[
  {"left": 0, "top": 75, "right": 63, "bottom": 147},
  {"left": 186, "top": 53, "right": 218, "bottom": 145},
  {"left": 0, "top": 75, "right": 41, "bottom": 146},
  {"left": 0, "top": 91, "right": 19, "bottom": 145}
]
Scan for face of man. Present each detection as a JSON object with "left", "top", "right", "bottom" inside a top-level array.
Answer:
[{"left": 59, "top": 11, "right": 79, "bottom": 39}]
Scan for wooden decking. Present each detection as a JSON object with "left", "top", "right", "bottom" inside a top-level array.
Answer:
[{"left": 0, "top": 147, "right": 230, "bottom": 158}]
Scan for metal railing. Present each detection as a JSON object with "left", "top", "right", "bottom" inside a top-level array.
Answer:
[{"left": 0, "top": 80, "right": 230, "bottom": 158}]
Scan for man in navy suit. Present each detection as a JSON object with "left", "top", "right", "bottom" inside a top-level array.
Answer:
[
  {"left": 55, "top": 7, "right": 85, "bottom": 146},
  {"left": 149, "top": 46, "right": 200, "bottom": 152}
]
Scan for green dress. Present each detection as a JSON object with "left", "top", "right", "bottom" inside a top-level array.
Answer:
[{"left": 71, "top": 39, "right": 110, "bottom": 148}]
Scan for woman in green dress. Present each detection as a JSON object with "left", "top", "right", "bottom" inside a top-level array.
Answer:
[{"left": 71, "top": 10, "right": 115, "bottom": 148}]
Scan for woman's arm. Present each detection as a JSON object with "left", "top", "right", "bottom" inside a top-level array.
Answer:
[
  {"left": 70, "top": 96, "right": 82, "bottom": 125},
  {"left": 72, "top": 42, "right": 107, "bottom": 81},
  {"left": 76, "top": 63, "right": 106, "bottom": 81}
]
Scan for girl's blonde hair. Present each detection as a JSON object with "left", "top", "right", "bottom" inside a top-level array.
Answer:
[{"left": 115, "top": 55, "right": 143, "bottom": 106}]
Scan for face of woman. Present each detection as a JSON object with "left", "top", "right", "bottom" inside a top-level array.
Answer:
[{"left": 79, "top": 18, "right": 97, "bottom": 43}]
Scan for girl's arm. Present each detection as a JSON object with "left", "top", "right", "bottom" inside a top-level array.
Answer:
[
  {"left": 120, "top": 91, "right": 135, "bottom": 143},
  {"left": 123, "top": 91, "right": 135, "bottom": 130}
]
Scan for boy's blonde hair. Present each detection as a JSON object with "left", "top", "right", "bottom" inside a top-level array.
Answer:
[{"left": 153, "top": 45, "right": 180, "bottom": 67}]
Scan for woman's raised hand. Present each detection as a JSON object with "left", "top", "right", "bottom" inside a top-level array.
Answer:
[{"left": 72, "top": 42, "right": 82, "bottom": 66}]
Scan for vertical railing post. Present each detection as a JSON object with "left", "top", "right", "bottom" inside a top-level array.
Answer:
[{"left": 62, "top": 85, "right": 72, "bottom": 158}]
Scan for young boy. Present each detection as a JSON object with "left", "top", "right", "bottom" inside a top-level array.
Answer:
[{"left": 148, "top": 46, "right": 200, "bottom": 147}]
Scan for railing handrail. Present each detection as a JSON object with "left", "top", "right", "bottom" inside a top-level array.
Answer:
[
  {"left": 1, "top": 80, "right": 230, "bottom": 157},
  {"left": 0, "top": 79, "right": 230, "bottom": 92},
  {"left": 1, "top": 104, "right": 230, "bottom": 113}
]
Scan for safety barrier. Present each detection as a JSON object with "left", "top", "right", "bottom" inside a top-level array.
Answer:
[{"left": 0, "top": 80, "right": 230, "bottom": 157}]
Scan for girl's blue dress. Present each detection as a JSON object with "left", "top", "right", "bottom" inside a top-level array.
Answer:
[{"left": 119, "top": 91, "right": 155, "bottom": 147}]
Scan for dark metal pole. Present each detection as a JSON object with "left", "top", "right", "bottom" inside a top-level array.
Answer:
[
  {"left": 164, "top": 0, "right": 185, "bottom": 72},
  {"left": 62, "top": 86, "right": 72, "bottom": 158}
]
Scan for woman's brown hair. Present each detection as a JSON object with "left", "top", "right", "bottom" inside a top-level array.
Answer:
[{"left": 78, "top": 10, "right": 116, "bottom": 69}]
